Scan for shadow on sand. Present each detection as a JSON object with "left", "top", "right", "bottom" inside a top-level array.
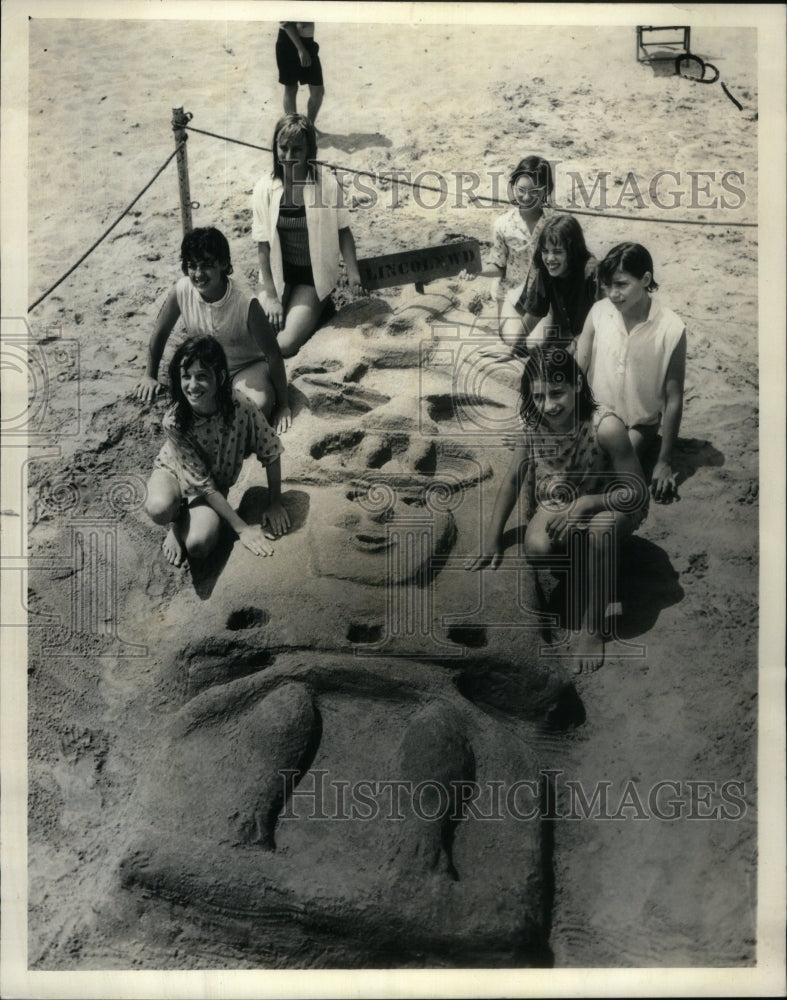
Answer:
[
  {"left": 317, "top": 131, "right": 391, "bottom": 154},
  {"left": 644, "top": 48, "right": 723, "bottom": 82},
  {"left": 638, "top": 434, "right": 724, "bottom": 503},
  {"left": 615, "top": 535, "right": 684, "bottom": 640},
  {"left": 669, "top": 436, "right": 725, "bottom": 489},
  {"left": 502, "top": 522, "right": 684, "bottom": 646},
  {"left": 189, "top": 489, "right": 311, "bottom": 600}
]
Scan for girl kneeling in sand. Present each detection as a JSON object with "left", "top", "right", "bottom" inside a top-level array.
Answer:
[
  {"left": 575, "top": 242, "right": 687, "bottom": 504},
  {"left": 145, "top": 336, "right": 290, "bottom": 567},
  {"left": 501, "top": 214, "right": 600, "bottom": 357},
  {"left": 465, "top": 346, "right": 648, "bottom": 673},
  {"left": 135, "top": 226, "right": 291, "bottom": 434},
  {"left": 252, "top": 113, "right": 364, "bottom": 357}
]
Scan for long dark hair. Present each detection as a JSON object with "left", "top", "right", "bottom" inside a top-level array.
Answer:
[
  {"left": 168, "top": 336, "right": 235, "bottom": 433},
  {"left": 598, "top": 242, "right": 659, "bottom": 292},
  {"left": 531, "top": 215, "right": 595, "bottom": 337},
  {"left": 519, "top": 345, "right": 596, "bottom": 430},
  {"left": 535, "top": 215, "right": 590, "bottom": 279},
  {"left": 271, "top": 113, "right": 318, "bottom": 182}
]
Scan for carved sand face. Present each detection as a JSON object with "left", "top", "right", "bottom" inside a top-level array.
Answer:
[{"left": 308, "top": 481, "right": 458, "bottom": 587}]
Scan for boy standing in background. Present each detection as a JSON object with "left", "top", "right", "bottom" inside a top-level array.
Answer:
[{"left": 276, "top": 22, "right": 324, "bottom": 126}]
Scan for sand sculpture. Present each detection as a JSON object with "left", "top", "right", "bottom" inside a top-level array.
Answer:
[{"left": 60, "top": 292, "right": 581, "bottom": 967}]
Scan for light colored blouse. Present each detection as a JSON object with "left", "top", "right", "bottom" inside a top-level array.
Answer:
[
  {"left": 175, "top": 275, "right": 262, "bottom": 377},
  {"left": 486, "top": 207, "right": 552, "bottom": 302},
  {"left": 586, "top": 297, "right": 686, "bottom": 428}
]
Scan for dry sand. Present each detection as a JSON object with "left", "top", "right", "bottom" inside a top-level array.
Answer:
[{"left": 2, "top": 1, "right": 785, "bottom": 995}]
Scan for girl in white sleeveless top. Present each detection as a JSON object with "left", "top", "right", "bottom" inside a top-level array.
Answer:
[
  {"left": 135, "top": 227, "right": 291, "bottom": 435},
  {"left": 576, "top": 243, "right": 687, "bottom": 505}
]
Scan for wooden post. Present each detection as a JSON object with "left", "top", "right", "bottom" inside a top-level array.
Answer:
[{"left": 171, "top": 107, "right": 193, "bottom": 237}]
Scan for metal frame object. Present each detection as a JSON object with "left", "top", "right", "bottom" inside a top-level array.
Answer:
[{"left": 636, "top": 25, "right": 691, "bottom": 63}]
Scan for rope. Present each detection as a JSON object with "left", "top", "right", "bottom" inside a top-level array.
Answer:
[
  {"left": 27, "top": 144, "right": 185, "bottom": 313},
  {"left": 554, "top": 204, "right": 756, "bottom": 228},
  {"left": 185, "top": 124, "right": 272, "bottom": 154},
  {"left": 185, "top": 123, "right": 757, "bottom": 229},
  {"left": 29, "top": 115, "right": 757, "bottom": 316},
  {"left": 674, "top": 52, "right": 747, "bottom": 113}
]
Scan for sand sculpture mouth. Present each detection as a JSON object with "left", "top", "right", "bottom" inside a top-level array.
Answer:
[{"left": 352, "top": 531, "right": 394, "bottom": 552}]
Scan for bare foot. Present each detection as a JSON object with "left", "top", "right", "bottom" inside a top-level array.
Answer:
[
  {"left": 162, "top": 526, "right": 185, "bottom": 567},
  {"left": 571, "top": 631, "right": 605, "bottom": 674}
]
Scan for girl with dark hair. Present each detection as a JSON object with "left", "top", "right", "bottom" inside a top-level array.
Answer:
[
  {"left": 575, "top": 242, "right": 687, "bottom": 504},
  {"left": 460, "top": 154, "right": 554, "bottom": 332},
  {"left": 517, "top": 342, "right": 597, "bottom": 430},
  {"left": 252, "top": 113, "right": 364, "bottom": 357},
  {"left": 135, "top": 227, "right": 291, "bottom": 435},
  {"left": 144, "top": 336, "right": 290, "bottom": 567},
  {"left": 596, "top": 241, "right": 659, "bottom": 292},
  {"left": 466, "top": 345, "right": 647, "bottom": 674},
  {"left": 501, "top": 213, "right": 600, "bottom": 355}
]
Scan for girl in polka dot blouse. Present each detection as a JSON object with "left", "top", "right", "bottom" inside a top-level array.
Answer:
[{"left": 145, "top": 336, "right": 290, "bottom": 566}]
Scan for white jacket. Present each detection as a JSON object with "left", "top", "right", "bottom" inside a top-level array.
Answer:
[{"left": 251, "top": 168, "right": 350, "bottom": 302}]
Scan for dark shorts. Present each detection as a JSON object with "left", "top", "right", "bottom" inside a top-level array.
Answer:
[
  {"left": 283, "top": 261, "right": 315, "bottom": 288},
  {"left": 276, "top": 31, "right": 323, "bottom": 87}
]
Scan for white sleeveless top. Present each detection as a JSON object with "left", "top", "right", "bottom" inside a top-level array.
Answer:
[
  {"left": 586, "top": 297, "right": 685, "bottom": 428},
  {"left": 175, "top": 275, "right": 263, "bottom": 376}
]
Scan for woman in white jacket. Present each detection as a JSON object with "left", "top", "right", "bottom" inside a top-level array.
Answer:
[{"left": 252, "top": 113, "right": 363, "bottom": 357}]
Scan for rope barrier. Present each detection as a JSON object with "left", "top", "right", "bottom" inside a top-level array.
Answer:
[
  {"left": 29, "top": 114, "right": 758, "bottom": 316},
  {"left": 185, "top": 124, "right": 273, "bottom": 154},
  {"left": 721, "top": 82, "right": 744, "bottom": 111},
  {"left": 27, "top": 144, "right": 185, "bottom": 313},
  {"left": 185, "top": 123, "right": 757, "bottom": 229},
  {"left": 554, "top": 204, "right": 757, "bottom": 228}
]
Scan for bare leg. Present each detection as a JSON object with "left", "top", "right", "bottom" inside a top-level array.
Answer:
[
  {"left": 498, "top": 299, "right": 554, "bottom": 354},
  {"left": 162, "top": 521, "right": 187, "bottom": 567},
  {"left": 525, "top": 506, "right": 569, "bottom": 643},
  {"left": 145, "top": 470, "right": 187, "bottom": 567},
  {"left": 572, "top": 510, "right": 637, "bottom": 674},
  {"left": 145, "top": 470, "right": 182, "bottom": 526},
  {"left": 629, "top": 424, "right": 659, "bottom": 461},
  {"left": 277, "top": 283, "right": 328, "bottom": 358},
  {"left": 183, "top": 502, "right": 223, "bottom": 561},
  {"left": 494, "top": 295, "right": 503, "bottom": 331},
  {"left": 522, "top": 315, "right": 553, "bottom": 351},
  {"left": 307, "top": 84, "right": 324, "bottom": 125},
  {"left": 233, "top": 361, "right": 275, "bottom": 421},
  {"left": 524, "top": 505, "right": 562, "bottom": 562},
  {"left": 283, "top": 84, "right": 298, "bottom": 115}
]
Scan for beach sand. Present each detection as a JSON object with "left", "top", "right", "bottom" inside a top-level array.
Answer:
[{"left": 7, "top": 3, "right": 773, "bottom": 982}]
